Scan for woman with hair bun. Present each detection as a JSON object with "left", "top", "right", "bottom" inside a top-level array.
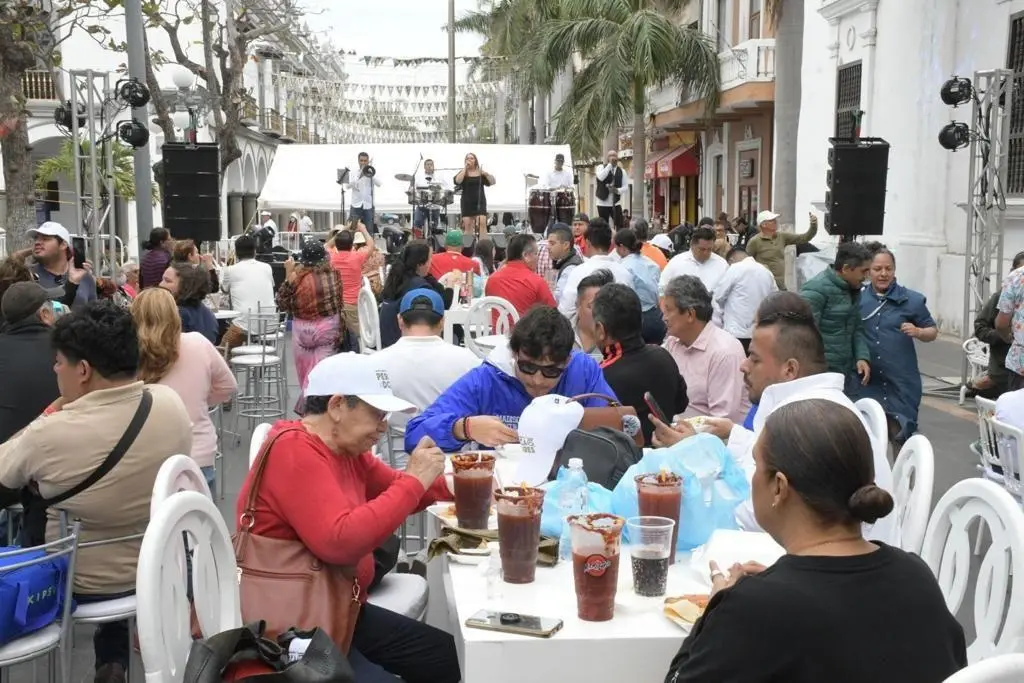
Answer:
[{"left": 665, "top": 398, "right": 966, "bottom": 683}]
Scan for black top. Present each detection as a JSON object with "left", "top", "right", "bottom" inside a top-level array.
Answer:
[
  {"left": 178, "top": 303, "right": 219, "bottom": 344},
  {"left": 0, "top": 319, "right": 59, "bottom": 443},
  {"left": 666, "top": 543, "right": 967, "bottom": 683},
  {"left": 379, "top": 274, "right": 453, "bottom": 349},
  {"left": 456, "top": 173, "right": 492, "bottom": 216},
  {"left": 600, "top": 335, "right": 687, "bottom": 446}
]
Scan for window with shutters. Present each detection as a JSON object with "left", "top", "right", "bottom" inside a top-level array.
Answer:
[
  {"left": 749, "top": 0, "right": 762, "bottom": 40},
  {"left": 1006, "top": 12, "right": 1024, "bottom": 195},
  {"left": 834, "top": 62, "right": 863, "bottom": 140},
  {"left": 716, "top": 0, "right": 728, "bottom": 52}
]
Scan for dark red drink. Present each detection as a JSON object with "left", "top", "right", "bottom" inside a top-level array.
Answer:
[
  {"left": 451, "top": 452, "right": 496, "bottom": 529},
  {"left": 495, "top": 487, "right": 545, "bottom": 584},
  {"left": 568, "top": 513, "right": 625, "bottom": 621},
  {"left": 636, "top": 472, "right": 682, "bottom": 564}
]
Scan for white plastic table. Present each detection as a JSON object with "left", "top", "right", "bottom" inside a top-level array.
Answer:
[{"left": 214, "top": 309, "right": 240, "bottom": 320}]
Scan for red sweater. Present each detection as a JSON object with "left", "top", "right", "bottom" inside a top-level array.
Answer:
[
  {"left": 430, "top": 251, "right": 480, "bottom": 280},
  {"left": 236, "top": 421, "right": 452, "bottom": 601},
  {"left": 484, "top": 261, "right": 556, "bottom": 316}
]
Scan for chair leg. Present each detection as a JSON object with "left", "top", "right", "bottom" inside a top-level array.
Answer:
[
  {"left": 127, "top": 617, "right": 136, "bottom": 683},
  {"left": 1, "top": 663, "right": 9, "bottom": 683}
]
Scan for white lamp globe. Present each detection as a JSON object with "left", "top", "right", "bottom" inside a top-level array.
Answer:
[
  {"left": 170, "top": 66, "right": 196, "bottom": 90},
  {"left": 171, "top": 110, "right": 191, "bottom": 129}
]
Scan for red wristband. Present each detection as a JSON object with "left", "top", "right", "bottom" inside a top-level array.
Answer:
[{"left": 463, "top": 417, "right": 472, "bottom": 442}]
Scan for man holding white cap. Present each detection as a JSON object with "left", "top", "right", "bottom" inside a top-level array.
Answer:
[
  {"left": 24, "top": 221, "right": 96, "bottom": 310},
  {"left": 745, "top": 209, "right": 818, "bottom": 290}
]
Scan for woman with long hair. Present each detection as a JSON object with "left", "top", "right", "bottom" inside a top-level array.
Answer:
[
  {"left": 454, "top": 152, "right": 495, "bottom": 237},
  {"left": 276, "top": 240, "right": 346, "bottom": 413},
  {"left": 140, "top": 227, "right": 173, "bottom": 289},
  {"left": 132, "top": 288, "right": 236, "bottom": 491},
  {"left": 472, "top": 238, "right": 496, "bottom": 277},
  {"left": 160, "top": 262, "right": 219, "bottom": 343},
  {"left": 379, "top": 240, "right": 451, "bottom": 348}
]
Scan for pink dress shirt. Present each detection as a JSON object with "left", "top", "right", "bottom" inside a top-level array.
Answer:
[{"left": 663, "top": 323, "right": 749, "bottom": 423}]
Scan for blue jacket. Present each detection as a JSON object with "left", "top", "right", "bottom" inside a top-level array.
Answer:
[{"left": 404, "top": 342, "right": 618, "bottom": 452}]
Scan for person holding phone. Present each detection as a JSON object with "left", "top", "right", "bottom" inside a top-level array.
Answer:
[
  {"left": 454, "top": 152, "right": 494, "bottom": 237},
  {"left": 21, "top": 222, "right": 96, "bottom": 310}
]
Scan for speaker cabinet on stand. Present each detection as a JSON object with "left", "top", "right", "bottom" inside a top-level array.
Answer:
[
  {"left": 824, "top": 137, "right": 890, "bottom": 240},
  {"left": 162, "top": 142, "right": 221, "bottom": 245}
]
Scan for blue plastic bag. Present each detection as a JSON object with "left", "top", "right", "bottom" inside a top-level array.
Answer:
[
  {"left": 0, "top": 546, "right": 71, "bottom": 645},
  {"left": 539, "top": 466, "right": 615, "bottom": 538},
  {"left": 611, "top": 433, "right": 750, "bottom": 552}
]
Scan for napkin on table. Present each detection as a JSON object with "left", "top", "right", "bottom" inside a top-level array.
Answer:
[{"left": 427, "top": 525, "right": 559, "bottom": 566}]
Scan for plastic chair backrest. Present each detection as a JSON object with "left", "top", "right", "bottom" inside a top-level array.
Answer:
[
  {"left": 920, "top": 478, "right": 1024, "bottom": 663},
  {"left": 249, "top": 423, "right": 272, "bottom": 468},
  {"left": 854, "top": 397, "right": 888, "bottom": 462},
  {"left": 943, "top": 653, "right": 1024, "bottom": 682},
  {"left": 991, "top": 417, "right": 1024, "bottom": 500},
  {"left": 890, "top": 434, "right": 935, "bottom": 554},
  {"left": 150, "top": 454, "right": 212, "bottom": 519},
  {"left": 464, "top": 295, "right": 519, "bottom": 358},
  {"left": 358, "top": 278, "right": 380, "bottom": 354},
  {"left": 976, "top": 397, "right": 1002, "bottom": 476},
  {"left": 137, "top": 491, "right": 241, "bottom": 683}
]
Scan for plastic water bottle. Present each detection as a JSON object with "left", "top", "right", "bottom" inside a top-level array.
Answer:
[
  {"left": 558, "top": 458, "right": 589, "bottom": 561},
  {"left": 483, "top": 545, "right": 503, "bottom": 599}
]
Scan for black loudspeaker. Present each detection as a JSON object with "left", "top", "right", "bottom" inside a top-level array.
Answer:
[
  {"left": 162, "top": 142, "right": 221, "bottom": 244},
  {"left": 824, "top": 138, "right": 889, "bottom": 237}
]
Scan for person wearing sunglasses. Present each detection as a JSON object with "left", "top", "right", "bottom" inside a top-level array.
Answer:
[{"left": 404, "top": 306, "right": 619, "bottom": 452}]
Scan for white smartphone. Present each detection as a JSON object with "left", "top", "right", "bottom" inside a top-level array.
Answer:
[{"left": 464, "top": 609, "right": 563, "bottom": 638}]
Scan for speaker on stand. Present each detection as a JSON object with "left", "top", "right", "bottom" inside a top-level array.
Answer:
[
  {"left": 162, "top": 142, "right": 221, "bottom": 245},
  {"left": 824, "top": 137, "right": 890, "bottom": 240}
]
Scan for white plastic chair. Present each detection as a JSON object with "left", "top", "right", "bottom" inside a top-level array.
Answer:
[
  {"left": 944, "top": 654, "right": 1024, "bottom": 682},
  {"left": 464, "top": 295, "right": 519, "bottom": 359},
  {"left": 137, "top": 491, "right": 241, "bottom": 683},
  {"left": 0, "top": 523, "right": 80, "bottom": 683},
  {"left": 150, "top": 455, "right": 212, "bottom": 519},
  {"left": 974, "top": 397, "right": 1004, "bottom": 484},
  {"left": 249, "top": 423, "right": 272, "bottom": 468},
  {"left": 366, "top": 573, "right": 429, "bottom": 622},
  {"left": 358, "top": 277, "right": 381, "bottom": 354},
  {"left": 920, "top": 478, "right": 1024, "bottom": 663},
  {"left": 991, "top": 418, "right": 1024, "bottom": 502},
  {"left": 961, "top": 338, "right": 991, "bottom": 405},
  {"left": 890, "top": 434, "right": 935, "bottom": 555},
  {"left": 854, "top": 397, "right": 889, "bottom": 462}
]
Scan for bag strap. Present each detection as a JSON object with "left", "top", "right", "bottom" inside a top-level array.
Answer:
[
  {"left": 44, "top": 389, "right": 152, "bottom": 508},
  {"left": 240, "top": 427, "right": 304, "bottom": 525},
  {"left": 569, "top": 393, "right": 622, "bottom": 407}
]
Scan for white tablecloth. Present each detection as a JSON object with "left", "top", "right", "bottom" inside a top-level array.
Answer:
[{"left": 214, "top": 309, "right": 240, "bottom": 320}]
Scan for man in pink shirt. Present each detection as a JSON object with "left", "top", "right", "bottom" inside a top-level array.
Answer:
[
  {"left": 330, "top": 219, "right": 376, "bottom": 334},
  {"left": 661, "top": 274, "right": 748, "bottom": 423}
]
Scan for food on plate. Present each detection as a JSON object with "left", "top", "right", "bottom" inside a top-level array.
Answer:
[
  {"left": 664, "top": 594, "right": 710, "bottom": 625},
  {"left": 683, "top": 416, "right": 709, "bottom": 432}
]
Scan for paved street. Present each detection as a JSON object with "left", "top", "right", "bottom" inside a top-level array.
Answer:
[{"left": 8, "top": 335, "right": 984, "bottom": 682}]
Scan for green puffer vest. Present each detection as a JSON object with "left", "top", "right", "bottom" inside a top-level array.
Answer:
[{"left": 799, "top": 268, "right": 870, "bottom": 374}]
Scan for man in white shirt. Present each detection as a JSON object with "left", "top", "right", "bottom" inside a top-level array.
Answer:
[
  {"left": 595, "top": 150, "right": 627, "bottom": 228},
  {"left": 712, "top": 246, "right": 778, "bottom": 352},
  {"left": 541, "top": 153, "right": 574, "bottom": 189},
  {"left": 299, "top": 211, "right": 314, "bottom": 232},
  {"left": 557, "top": 218, "right": 633, "bottom": 318},
  {"left": 659, "top": 224, "right": 729, "bottom": 295},
  {"left": 652, "top": 292, "right": 896, "bottom": 544},
  {"left": 374, "top": 288, "right": 481, "bottom": 466},
  {"left": 413, "top": 158, "right": 451, "bottom": 234},
  {"left": 995, "top": 386, "right": 1024, "bottom": 432},
  {"left": 346, "top": 151, "right": 383, "bottom": 233},
  {"left": 220, "top": 233, "right": 276, "bottom": 350}
]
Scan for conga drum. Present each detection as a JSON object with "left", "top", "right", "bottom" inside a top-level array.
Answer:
[
  {"left": 528, "top": 189, "right": 552, "bottom": 234},
  {"left": 554, "top": 189, "right": 576, "bottom": 225}
]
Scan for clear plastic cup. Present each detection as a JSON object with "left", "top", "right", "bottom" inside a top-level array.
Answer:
[
  {"left": 450, "top": 452, "right": 496, "bottom": 529},
  {"left": 568, "top": 513, "right": 625, "bottom": 621},
  {"left": 495, "top": 487, "right": 545, "bottom": 584},
  {"left": 626, "top": 516, "right": 675, "bottom": 597}
]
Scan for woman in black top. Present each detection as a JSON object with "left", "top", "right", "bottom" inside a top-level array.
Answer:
[
  {"left": 454, "top": 152, "right": 495, "bottom": 238},
  {"left": 665, "top": 398, "right": 966, "bottom": 683},
  {"left": 378, "top": 240, "right": 453, "bottom": 348}
]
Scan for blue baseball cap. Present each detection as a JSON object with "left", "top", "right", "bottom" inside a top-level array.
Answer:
[{"left": 399, "top": 288, "right": 445, "bottom": 315}]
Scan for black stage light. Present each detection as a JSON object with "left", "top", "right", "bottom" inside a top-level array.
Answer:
[
  {"left": 940, "top": 77, "right": 974, "bottom": 108},
  {"left": 116, "top": 118, "right": 149, "bottom": 148},
  {"left": 116, "top": 78, "right": 151, "bottom": 108},
  {"left": 53, "top": 101, "right": 86, "bottom": 130},
  {"left": 938, "top": 122, "right": 971, "bottom": 151}
]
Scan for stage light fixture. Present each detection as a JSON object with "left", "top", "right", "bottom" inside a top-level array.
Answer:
[
  {"left": 116, "top": 78, "right": 150, "bottom": 108},
  {"left": 53, "top": 101, "right": 86, "bottom": 130},
  {"left": 117, "top": 118, "right": 149, "bottom": 148},
  {"left": 940, "top": 77, "right": 974, "bottom": 107},
  {"left": 938, "top": 122, "right": 971, "bottom": 151}
]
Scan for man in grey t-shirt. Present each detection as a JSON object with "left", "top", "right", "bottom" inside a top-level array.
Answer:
[{"left": 26, "top": 222, "right": 95, "bottom": 309}]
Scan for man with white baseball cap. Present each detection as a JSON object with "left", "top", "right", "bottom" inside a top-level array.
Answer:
[
  {"left": 745, "top": 208, "right": 818, "bottom": 290},
  {"left": 24, "top": 221, "right": 96, "bottom": 309}
]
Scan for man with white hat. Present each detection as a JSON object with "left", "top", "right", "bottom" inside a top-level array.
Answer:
[
  {"left": 745, "top": 209, "right": 818, "bottom": 290},
  {"left": 24, "top": 221, "right": 96, "bottom": 309},
  {"left": 258, "top": 209, "right": 278, "bottom": 234}
]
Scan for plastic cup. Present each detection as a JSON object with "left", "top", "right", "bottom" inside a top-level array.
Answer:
[
  {"left": 626, "top": 516, "right": 675, "bottom": 597},
  {"left": 450, "top": 452, "right": 496, "bottom": 529},
  {"left": 636, "top": 472, "right": 682, "bottom": 564},
  {"left": 569, "top": 513, "right": 625, "bottom": 621},
  {"left": 495, "top": 487, "right": 545, "bottom": 584}
]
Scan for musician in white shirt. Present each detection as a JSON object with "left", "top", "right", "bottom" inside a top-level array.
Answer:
[
  {"left": 541, "top": 153, "right": 574, "bottom": 188},
  {"left": 595, "top": 150, "right": 627, "bottom": 228},
  {"left": 413, "top": 158, "right": 451, "bottom": 232},
  {"left": 713, "top": 247, "right": 778, "bottom": 353},
  {"left": 345, "top": 151, "right": 382, "bottom": 232}
]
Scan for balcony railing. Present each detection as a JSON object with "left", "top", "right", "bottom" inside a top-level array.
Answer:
[
  {"left": 719, "top": 39, "right": 776, "bottom": 91},
  {"left": 21, "top": 70, "right": 57, "bottom": 101}
]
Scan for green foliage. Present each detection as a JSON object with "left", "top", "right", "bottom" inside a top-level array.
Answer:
[{"left": 34, "top": 138, "right": 158, "bottom": 204}]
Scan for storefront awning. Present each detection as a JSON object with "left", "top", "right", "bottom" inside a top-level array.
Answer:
[
  {"left": 657, "top": 144, "right": 699, "bottom": 178},
  {"left": 644, "top": 148, "right": 673, "bottom": 180}
]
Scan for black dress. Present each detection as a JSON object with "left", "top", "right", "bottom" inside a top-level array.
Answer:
[{"left": 456, "top": 174, "right": 492, "bottom": 217}]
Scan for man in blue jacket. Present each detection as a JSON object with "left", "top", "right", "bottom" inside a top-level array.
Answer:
[{"left": 405, "top": 306, "right": 618, "bottom": 452}]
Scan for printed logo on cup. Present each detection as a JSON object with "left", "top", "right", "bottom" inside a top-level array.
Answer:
[
  {"left": 375, "top": 369, "right": 392, "bottom": 390},
  {"left": 583, "top": 554, "right": 612, "bottom": 577},
  {"left": 520, "top": 436, "right": 536, "bottom": 454}
]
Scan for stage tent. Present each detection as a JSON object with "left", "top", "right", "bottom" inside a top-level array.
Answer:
[{"left": 257, "top": 142, "right": 573, "bottom": 215}]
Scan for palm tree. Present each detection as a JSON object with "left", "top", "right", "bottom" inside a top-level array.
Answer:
[
  {"left": 35, "top": 138, "right": 155, "bottom": 202},
  {"left": 766, "top": 0, "right": 803, "bottom": 232},
  {"left": 539, "top": 0, "right": 720, "bottom": 217}
]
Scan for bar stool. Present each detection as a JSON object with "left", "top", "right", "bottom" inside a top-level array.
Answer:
[{"left": 230, "top": 312, "right": 287, "bottom": 434}]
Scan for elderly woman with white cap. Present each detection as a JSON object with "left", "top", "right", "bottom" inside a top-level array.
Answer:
[{"left": 237, "top": 353, "right": 460, "bottom": 683}]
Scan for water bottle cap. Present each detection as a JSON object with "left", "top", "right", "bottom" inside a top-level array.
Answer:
[{"left": 568, "top": 458, "right": 584, "bottom": 469}]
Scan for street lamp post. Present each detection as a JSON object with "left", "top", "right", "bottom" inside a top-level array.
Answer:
[{"left": 448, "top": 0, "right": 456, "bottom": 143}]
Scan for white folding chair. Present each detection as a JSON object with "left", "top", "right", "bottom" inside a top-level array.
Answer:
[
  {"left": 920, "top": 478, "right": 1024, "bottom": 663},
  {"left": 991, "top": 417, "right": 1024, "bottom": 502},
  {"left": 366, "top": 574, "right": 429, "bottom": 622},
  {"left": 464, "top": 295, "right": 519, "bottom": 359},
  {"left": 975, "top": 397, "right": 1006, "bottom": 485},
  {"left": 137, "top": 492, "right": 241, "bottom": 683},
  {"left": 944, "top": 654, "right": 1024, "bottom": 682},
  {"left": 249, "top": 423, "right": 273, "bottom": 468},
  {"left": 150, "top": 455, "right": 212, "bottom": 519},
  {"left": 358, "top": 277, "right": 381, "bottom": 354},
  {"left": 890, "top": 434, "right": 935, "bottom": 555},
  {"left": 854, "top": 397, "right": 889, "bottom": 462},
  {"left": 0, "top": 523, "right": 80, "bottom": 683},
  {"left": 961, "top": 338, "right": 991, "bottom": 405}
]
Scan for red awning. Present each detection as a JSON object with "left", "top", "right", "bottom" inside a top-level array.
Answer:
[
  {"left": 656, "top": 144, "right": 699, "bottom": 178},
  {"left": 644, "top": 148, "right": 673, "bottom": 180}
]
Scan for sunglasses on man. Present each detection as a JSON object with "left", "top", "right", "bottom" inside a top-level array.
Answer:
[{"left": 516, "top": 358, "right": 567, "bottom": 379}]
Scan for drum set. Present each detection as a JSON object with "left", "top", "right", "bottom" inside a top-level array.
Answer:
[
  {"left": 527, "top": 186, "right": 576, "bottom": 234},
  {"left": 397, "top": 172, "right": 456, "bottom": 238}
]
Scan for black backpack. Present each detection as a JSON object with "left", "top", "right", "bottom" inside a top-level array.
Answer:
[{"left": 548, "top": 427, "right": 643, "bottom": 490}]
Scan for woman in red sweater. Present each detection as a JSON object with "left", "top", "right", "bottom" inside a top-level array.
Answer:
[{"left": 236, "top": 352, "right": 459, "bottom": 683}]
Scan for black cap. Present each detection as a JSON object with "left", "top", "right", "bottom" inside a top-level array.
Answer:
[
  {"left": 2, "top": 282, "right": 49, "bottom": 325},
  {"left": 299, "top": 240, "right": 327, "bottom": 266},
  {"left": 555, "top": 153, "right": 565, "bottom": 161},
  {"left": 572, "top": 212, "right": 589, "bottom": 223}
]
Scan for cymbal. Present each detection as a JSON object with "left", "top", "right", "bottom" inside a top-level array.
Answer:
[
  {"left": 525, "top": 173, "right": 539, "bottom": 179},
  {"left": 394, "top": 173, "right": 414, "bottom": 182}
]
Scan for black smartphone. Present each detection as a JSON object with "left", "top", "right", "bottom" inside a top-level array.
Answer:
[
  {"left": 464, "top": 610, "right": 563, "bottom": 638},
  {"left": 644, "top": 391, "right": 668, "bottom": 423},
  {"left": 70, "top": 236, "right": 87, "bottom": 269}
]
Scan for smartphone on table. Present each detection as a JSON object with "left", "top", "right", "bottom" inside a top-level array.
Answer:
[
  {"left": 643, "top": 391, "right": 668, "bottom": 423},
  {"left": 464, "top": 610, "right": 563, "bottom": 638}
]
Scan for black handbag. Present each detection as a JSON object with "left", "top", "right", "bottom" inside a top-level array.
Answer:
[
  {"left": 370, "top": 534, "right": 401, "bottom": 590},
  {"left": 183, "top": 621, "right": 355, "bottom": 683}
]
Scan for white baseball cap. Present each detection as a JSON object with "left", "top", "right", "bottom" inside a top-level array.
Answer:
[
  {"left": 27, "top": 221, "right": 71, "bottom": 244},
  {"left": 260, "top": 210, "right": 272, "bottom": 216},
  {"left": 650, "top": 234, "right": 674, "bottom": 252},
  {"left": 303, "top": 353, "right": 416, "bottom": 413},
  {"left": 517, "top": 394, "right": 584, "bottom": 459},
  {"left": 756, "top": 210, "right": 780, "bottom": 226}
]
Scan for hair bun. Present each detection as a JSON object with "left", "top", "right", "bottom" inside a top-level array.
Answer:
[{"left": 847, "top": 484, "right": 895, "bottom": 524}]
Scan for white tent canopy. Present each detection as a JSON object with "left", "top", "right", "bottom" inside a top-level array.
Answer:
[{"left": 258, "top": 143, "right": 573, "bottom": 215}]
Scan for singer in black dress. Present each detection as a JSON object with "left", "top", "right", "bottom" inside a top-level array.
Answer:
[{"left": 454, "top": 152, "right": 495, "bottom": 237}]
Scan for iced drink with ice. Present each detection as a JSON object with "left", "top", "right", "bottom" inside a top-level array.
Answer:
[
  {"left": 450, "top": 452, "right": 495, "bottom": 529},
  {"left": 495, "top": 486, "right": 545, "bottom": 584}
]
